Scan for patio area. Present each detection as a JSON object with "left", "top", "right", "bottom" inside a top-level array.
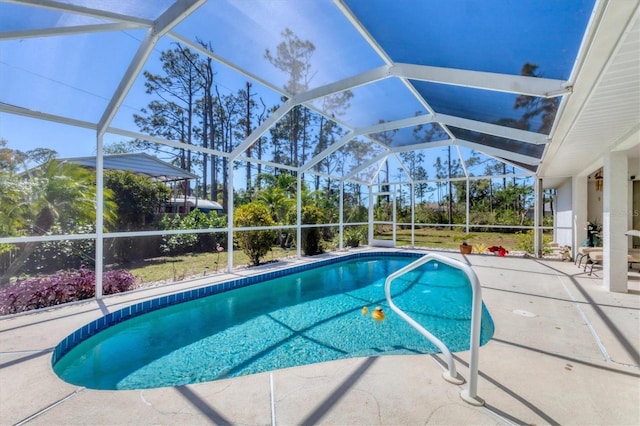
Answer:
[{"left": 1, "top": 249, "right": 638, "bottom": 425}]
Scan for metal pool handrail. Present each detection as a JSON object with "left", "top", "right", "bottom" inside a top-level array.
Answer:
[{"left": 384, "top": 252, "right": 484, "bottom": 406}]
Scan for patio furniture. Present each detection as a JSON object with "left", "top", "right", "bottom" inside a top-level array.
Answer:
[
  {"left": 629, "top": 249, "right": 640, "bottom": 270},
  {"left": 585, "top": 251, "right": 603, "bottom": 276},
  {"left": 576, "top": 246, "right": 602, "bottom": 268},
  {"left": 586, "top": 249, "right": 640, "bottom": 276}
]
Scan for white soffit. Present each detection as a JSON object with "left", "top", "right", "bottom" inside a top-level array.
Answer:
[{"left": 541, "top": 1, "right": 640, "bottom": 179}]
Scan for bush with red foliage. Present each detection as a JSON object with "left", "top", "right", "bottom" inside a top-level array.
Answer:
[
  {"left": 0, "top": 268, "right": 136, "bottom": 315},
  {"left": 488, "top": 246, "right": 509, "bottom": 257}
]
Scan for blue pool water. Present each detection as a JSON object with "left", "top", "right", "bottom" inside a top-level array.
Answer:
[{"left": 53, "top": 254, "right": 494, "bottom": 390}]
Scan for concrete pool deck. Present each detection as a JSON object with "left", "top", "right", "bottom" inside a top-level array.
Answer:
[{"left": 1, "top": 248, "right": 639, "bottom": 425}]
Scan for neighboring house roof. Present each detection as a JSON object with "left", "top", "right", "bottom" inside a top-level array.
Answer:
[
  {"left": 170, "top": 196, "right": 223, "bottom": 211},
  {"left": 61, "top": 153, "right": 198, "bottom": 182}
]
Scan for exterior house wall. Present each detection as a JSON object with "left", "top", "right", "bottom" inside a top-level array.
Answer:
[
  {"left": 554, "top": 179, "right": 573, "bottom": 248},
  {"left": 587, "top": 174, "right": 604, "bottom": 227},
  {"left": 628, "top": 158, "right": 639, "bottom": 248}
]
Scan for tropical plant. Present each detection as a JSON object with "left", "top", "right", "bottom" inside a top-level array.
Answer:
[
  {"left": 25, "top": 224, "right": 97, "bottom": 273},
  {"left": 344, "top": 226, "right": 366, "bottom": 247},
  {"left": 104, "top": 170, "right": 170, "bottom": 231},
  {"left": 256, "top": 185, "right": 294, "bottom": 223},
  {"left": 292, "top": 204, "right": 325, "bottom": 256},
  {"left": 159, "top": 209, "right": 226, "bottom": 255},
  {"left": 0, "top": 268, "right": 135, "bottom": 315},
  {"left": 515, "top": 230, "right": 552, "bottom": 255},
  {"left": 0, "top": 159, "right": 117, "bottom": 285},
  {"left": 474, "top": 243, "right": 488, "bottom": 254},
  {"left": 233, "top": 202, "right": 276, "bottom": 266},
  {"left": 453, "top": 233, "right": 477, "bottom": 246}
]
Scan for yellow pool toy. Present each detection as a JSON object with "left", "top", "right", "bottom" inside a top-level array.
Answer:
[
  {"left": 371, "top": 306, "right": 385, "bottom": 321},
  {"left": 361, "top": 306, "right": 369, "bottom": 315}
]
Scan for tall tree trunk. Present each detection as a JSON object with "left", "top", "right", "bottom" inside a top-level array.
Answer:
[
  {"left": 489, "top": 180, "right": 493, "bottom": 214},
  {"left": 201, "top": 93, "right": 209, "bottom": 199},
  {"left": 186, "top": 89, "right": 193, "bottom": 172},
  {"left": 222, "top": 119, "right": 231, "bottom": 211},
  {"left": 245, "top": 82, "right": 252, "bottom": 193},
  {"left": 257, "top": 137, "right": 262, "bottom": 177},
  {"left": 502, "top": 163, "right": 507, "bottom": 189}
]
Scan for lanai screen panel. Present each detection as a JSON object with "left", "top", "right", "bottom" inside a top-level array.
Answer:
[
  {"left": 368, "top": 123, "right": 449, "bottom": 149},
  {"left": 329, "top": 137, "right": 388, "bottom": 180},
  {"left": 448, "top": 126, "right": 545, "bottom": 161},
  {"left": 51, "top": 1, "right": 174, "bottom": 20},
  {"left": 172, "top": 0, "right": 385, "bottom": 94},
  {"left": 342, "top": 0, "right": 595, "bottom": 173},
  {"left": 308, "top": 78, "right": 429, "bottom": 129},
  {"left": 344, "top": 0, "right": 593, "bottom": 75},
  {"left": 1, "top": 0, "right": 600, "bottom": 180},
  {"left": 0, "top": 5, "right": 143, "bottom": 124}
]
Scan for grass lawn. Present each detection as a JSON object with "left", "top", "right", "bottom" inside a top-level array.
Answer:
[
  {"left": 377, "top": 227, "right": 522, "bottom": 251},
  {"left": 125, "top": 246, "right": 296, "bottom": 286},
  {"left": 125, "top": 228, "right": 534, "bottom": 286}
]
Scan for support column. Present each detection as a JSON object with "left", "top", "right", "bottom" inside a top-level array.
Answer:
[
  {"left": 411, "top": 182, "right": 415, "bottom": 248},
  {"left": 227, "top": 161, "right": 234, "bottom": 272},
  {"left": 603, "top": 151, "right": 628, "bottom": 293},
  {"left": 339, "top": 181, "right": 344, "bottom": 250},
  {"left": 534, "top": 178, "right": 543, "bottom": 258},
  {"left": 368, "top": 185, "right": 374, "bottom": 245},
  {"left": 296, "top": 175, "right": 302, "bottom": 258},
  {"left": 465, "top": 178, "right": 470, "bottom": 234},
  {"left": 95, "top": 133, "right": 104, "bottom": 299},
  {"left": 392, "top": 184, "right": 397, "bottom": 245},
  {"left": 572, "top": 176, "right": 588, "bottom": 260}
]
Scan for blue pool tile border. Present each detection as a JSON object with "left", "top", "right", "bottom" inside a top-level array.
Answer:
[{"left": 51, "top": 251, "right": 422, "bottom": 365}]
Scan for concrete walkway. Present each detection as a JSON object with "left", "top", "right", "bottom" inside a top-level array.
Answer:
[{"left": 1, "top": 250, "right": 639, "bottom": 425}]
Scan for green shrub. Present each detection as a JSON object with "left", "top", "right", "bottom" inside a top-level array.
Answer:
[
  {"left": 344, "top": 226, "right": 366, "bottom": 247},
  {"left": 104, "top": 170, "right": 170, "bottom": 231},
  {"left": 160, "top": 210, "right": 227, "bottom": 255},
  {"left": 291, "top": 205, "right": 325, "bottom": 256},
  {"left": 26, "top": 224, "right": 96, "bottom": 273},
  {"left": 234, "top": 202, "right": 276, "bottom": 266},
  {"left": 515, "top": 230, "right": 552, "bottom": 254}
]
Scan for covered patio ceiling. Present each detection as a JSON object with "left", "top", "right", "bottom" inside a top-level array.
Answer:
[{"left": 0, "top": 0, "right": 638, "bottom": 186}]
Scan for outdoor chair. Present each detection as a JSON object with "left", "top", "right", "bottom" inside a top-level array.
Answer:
[
  {"left": 585, "top": 251, "right": 603, "bottom": 276},
  {"left": 576, "top": 246, "right": 602, "bottom": 268},
  {"left": 585, "top": 249, "right": 640, "bottom": 276},
  {"left": 629, "top": 249, "right": 640, "bottom": 270}
]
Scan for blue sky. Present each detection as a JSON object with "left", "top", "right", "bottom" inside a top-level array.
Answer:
[
  {"left": 0, "top": 0, "right": 383, "bottom": 158},
  {"left": 0, "top": 0, "right": 595, "bottom": 177}
]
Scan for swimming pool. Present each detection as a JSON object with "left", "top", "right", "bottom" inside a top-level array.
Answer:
[{"left": 52, "top": 252, "right": 494, "bottom": 390}]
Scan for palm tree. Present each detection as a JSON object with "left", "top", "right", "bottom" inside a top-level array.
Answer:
[
  {"left": 0, "top": 159, "right": 117, "bottom": 285},
  {"left": 0, "top": 173, "right": 28, "bottom": 238},
  {"left": 258, "top": 172, "right": 298, "bottom": 197},
  {"left": 257, "top": 186, "right": 294, "bottom": 224}
]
